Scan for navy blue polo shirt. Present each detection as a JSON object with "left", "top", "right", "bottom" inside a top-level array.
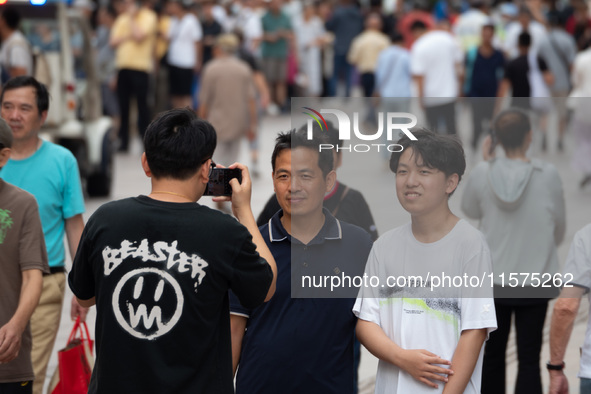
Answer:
[{"left": 230, "top": 209, "right": 372, "bottom": 394}]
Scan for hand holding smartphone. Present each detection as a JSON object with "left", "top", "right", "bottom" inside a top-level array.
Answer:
[{"left": 203, "top": 164, "right": 243, "bottom": 197}]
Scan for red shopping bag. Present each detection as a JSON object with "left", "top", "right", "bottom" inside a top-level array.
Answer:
[{"left": 48, "top": 316, "right": 94, "bottom": 394}]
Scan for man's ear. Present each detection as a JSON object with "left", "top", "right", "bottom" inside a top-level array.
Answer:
[
  {"left": 40, "top": 110, "right": 48, "bottom": 125},
  {"left": 199, "top": 159, "right": 211, "bottom": 183},
  {"left": 0, "top": 147, "right": 11, "bottom": 168},
  {"left": 141, "top": 152, "right": 152, "bottom": 177},
  {"left": 446, "top": 173, "right": 459, "bottom": 195},
  {"left": 325, "top": 170, "right": 336, "bottom": 194}
]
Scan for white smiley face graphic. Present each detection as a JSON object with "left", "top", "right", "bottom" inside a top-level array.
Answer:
[{"left": 112, "top": 268, "right": 184, "bottom": 340}]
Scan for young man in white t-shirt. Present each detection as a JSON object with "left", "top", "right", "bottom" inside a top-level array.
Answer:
[{"left": 354, "top": 129, "right": 497, "bottom": 394}]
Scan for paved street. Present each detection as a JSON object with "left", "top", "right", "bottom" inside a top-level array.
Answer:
[{"left": 44, "top": 109, "right": 591, "bottom": 393}]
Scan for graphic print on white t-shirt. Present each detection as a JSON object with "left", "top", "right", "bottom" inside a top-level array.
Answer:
[{"left": 102, "top": 238, "right": 209, "bottom": 340}]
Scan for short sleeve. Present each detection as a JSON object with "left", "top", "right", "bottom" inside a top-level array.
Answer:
[
  {"left": 144, "top": 10, "right": 158, "bottom": 35},
  {"left": 229, "top": 289, "right": 250, "bottom": 317},
  {"left": 459, "top": 298, "right": 497, "bottom": 337},
  {"left": 352, "top": 246, "right": 381, "bottom": 326},
  {"left": 110, "top": 16, "right": 126, "bottom": 41},
  {"left": 19, "top": 198, "right": 49, "bottom": 273},
  {"left": 563, "top": 226, "right": 591, "bottom": 291},
  {"left": 68, "top": 223, "right": 95, "bottom": 300},
  {"left": 62, "top": 153, "right": 85, "bottom": 219},
  {"left": 229, "top": 232, "right": 272, "bottom": 310},
  {"left": 538, "top": 56, "right": 549, "bottom": 72},
  {"left": 192, "top": 16, "right": 203, "bottom": 41},
  {"left": 410, "top": 46, "right": 426, "bottom": 76},
  {"left": 8, "top": 45, "right": 30, "bottom": 68}
]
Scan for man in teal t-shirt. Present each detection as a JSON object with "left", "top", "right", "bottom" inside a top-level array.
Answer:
[
  {"left": 261, "top": 0, "right": 292, "bottom": 111},
  {"left": 0, "top": 76, "right": 86, "bottom": 394}
]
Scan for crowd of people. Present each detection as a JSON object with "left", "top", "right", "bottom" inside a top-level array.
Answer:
[
  {"left": 93, "top": 0, "right": 591, "bottom": 181},
  {"left": 1, "top": 0, "right": 591, "bottom": 393},
  {"left": 1, "top": 0, "right": 591, "bottom": 177}
]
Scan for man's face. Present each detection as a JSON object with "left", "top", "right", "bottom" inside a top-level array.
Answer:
[
  {"left": 481, "top": 26, "right": 494, "bottom": 43},
  {"left": 1, "top": 87, "right": 46, "bottom": 144},
  {"left": 273, "top": 147, "right": 334, "bottom": 219},
  {"left": 394, "top": 148, "right": 457, "bottom": 218}
]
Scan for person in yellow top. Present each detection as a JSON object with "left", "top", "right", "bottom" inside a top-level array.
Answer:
[
  {"left": 347, "top": 12, "right": 389, "bottom": 124},
  {"left": 110, "top": 0, "right": 157, "bottom": 152}
]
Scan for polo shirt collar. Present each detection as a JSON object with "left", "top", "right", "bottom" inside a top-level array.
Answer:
[{"left": 267, "top": 208, "right": 343, "bottom": 245}]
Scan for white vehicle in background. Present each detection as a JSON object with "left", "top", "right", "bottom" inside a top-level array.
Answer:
[{"left": 7, "top": 0, "right": 114, "bottom": 196}]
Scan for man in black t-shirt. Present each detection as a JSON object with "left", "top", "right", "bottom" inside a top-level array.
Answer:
[
  {"left": 68, "top": 108, "right": 277, "bottom": 394},
  {"left": 497, "top": 31, "right": 553, "bottom": 111},
  {"left": 496, "top": 31, "right": 553, "bottom": 151}
]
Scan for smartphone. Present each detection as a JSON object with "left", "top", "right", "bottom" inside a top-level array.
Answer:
[{"left": 203, "top": 168, "right": 242, "bottom": 196}]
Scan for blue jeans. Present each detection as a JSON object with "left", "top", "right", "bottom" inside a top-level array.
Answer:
[
  {"left": 329, "top": 54, "right": 353, "bottom": 97},
  {"left": 581, "top": 378, "right": 591, "bottom": 394}
]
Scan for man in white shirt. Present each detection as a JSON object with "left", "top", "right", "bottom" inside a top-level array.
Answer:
[
  {"left": 0, "top": 7, "right": 33, "bottom": 83},
  {"left": 166, "top": 0, "right": 203, "bottom": 109},
  {"left": 410, "top": 20, "right": 463, "bottom": 135}
]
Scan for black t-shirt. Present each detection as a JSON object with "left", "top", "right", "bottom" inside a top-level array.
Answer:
[
  {"left": 504, "top": 54, "right": 549, "bottom": 108},
  {"left": 69, "top": 196, "right": 272, "bottom": 394},
  {"left": 256, "top": 182, "right": 378, "bottom": 241},
  {"left": 202, "top": 19, "right": 223, "bottom": 65}
]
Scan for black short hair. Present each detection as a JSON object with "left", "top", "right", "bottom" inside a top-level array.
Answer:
[
  {"left": 410, "top": 20, "right": 428, "bottom": 33},
  {"left": 518, "top": 31, "right": 531, "bottom": 48},
  {"left": 1, "top": 7, "right": 21, "bottom": 30},
  {"left": 389, "top": 30, "right": 404, "bottom": 43},
  {"left": 389, "top": 128, "right": 465, "bottom": 194},
  {"left": 271, "top": 128, "right": 333, "bottom": 177},
  {"left": 144, "top": 108, "right": 216, "bottom": 180},
  {"left": 1, "top": 76, "right": 50, "bottom": 115},
  {"left": 493, "top": 109, "right": 531, "bottom": 151}
]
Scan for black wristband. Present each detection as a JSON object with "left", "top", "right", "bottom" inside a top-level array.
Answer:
[{"left": 547, "top": 361, "right": 565, "bottom": 371}]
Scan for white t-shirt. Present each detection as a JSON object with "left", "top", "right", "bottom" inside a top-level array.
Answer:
[
  {"left": 0, "top": 31, "right": 33, "bottom": 76},
  {"left": 167, "top": 13, "right": 203, "bottom": 69},
  {"left": 353, "top": 220, "right": 497, "bottom": 394},
  {"left": 561, "top": 224, "right": 591, "bottom": 379},
  {"left": 410, "top": 30, "right": 463, "bottom": 106}
]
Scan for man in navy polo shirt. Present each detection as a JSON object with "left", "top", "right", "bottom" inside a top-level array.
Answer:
[{"left": 230, "top": 129, "right": 373, "bottom": 393}]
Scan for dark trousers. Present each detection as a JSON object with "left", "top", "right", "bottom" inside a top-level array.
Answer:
[
  {"left": 117, "top": 69, "right": 151, "bottom": 151},
  {"left": 329, "top": 54, "right": 353, "bottom": 97},
  {"left": 482, "top": 300, "right": 548, "bottom": 394},
  {"left": 425, "top": 101, "right": 457, "bottom": 134},
  {"left": 471, "top": 99, "right": 495, "bottom": 150},
  {"left": 0, "top": 381, "right": 33, "bottom": 394},
  {"left": 360, "top": 72, "right": 375, "bottom": 97}
]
